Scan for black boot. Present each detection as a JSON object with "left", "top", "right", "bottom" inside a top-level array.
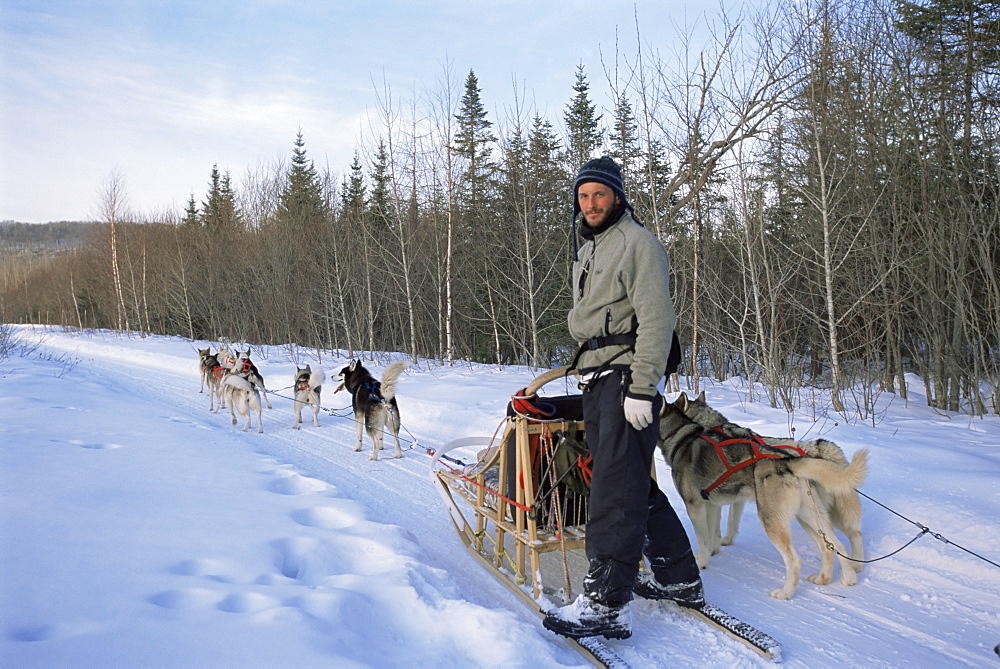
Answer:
[
  {"left": 632, "top": 571, "right": 705, "bottom": 609},
  {"left": 542, "top": 594, "right": 632, "bottom": 640}
]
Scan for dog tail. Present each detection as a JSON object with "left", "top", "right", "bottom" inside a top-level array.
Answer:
[
  {"left": 379, "top": 361, "right": 408, "bottom": 401},
  {"left": 789, "top": 448, "right": 868, "bottom": 493},
  {"left": 309, "top": 368, "right": 326, "bottom": 389}
]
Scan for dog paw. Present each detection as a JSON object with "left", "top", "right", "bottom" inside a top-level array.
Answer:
[
  {"left": 806, "top": 573, "right": 832, "bottom": 585},
  {"left": 291, "top": 424, "right": 300, "bottom": 430},
  {"left": 769, "top": 588, "right": 793, "bottom": 600},
  {"left": 839, "top": 573, "right": 858, "bottom": 586}
]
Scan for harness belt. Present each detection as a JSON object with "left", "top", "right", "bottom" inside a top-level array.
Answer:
[
  {"left": 570, "top": 333, "right": 637, "bottom": 390},
  {"left": 584, "top": 333, "right": 637, "bottom": 350},
  {"left": 698, "top": 427, "right": 809, "bottom": 500}
]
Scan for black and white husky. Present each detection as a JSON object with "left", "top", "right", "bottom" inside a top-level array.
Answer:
[
  {"left": 291, "top": 365, "right": 325, "bottom": 429},
  {"left": 334, "top": 360, "right": 406, "bottom": 461}
]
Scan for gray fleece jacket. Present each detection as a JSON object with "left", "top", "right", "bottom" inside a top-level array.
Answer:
[{"left": 568, "top": 211, "right": 676, "bottom": 400}]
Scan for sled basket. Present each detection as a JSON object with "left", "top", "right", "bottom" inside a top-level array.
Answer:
[{"left": 431, "top": 366, "right": 598, "bottom": 602}]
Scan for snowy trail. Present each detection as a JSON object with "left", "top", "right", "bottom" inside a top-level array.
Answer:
[{"left": 5, "top": 327, "right": 1000, "bottom": 667}]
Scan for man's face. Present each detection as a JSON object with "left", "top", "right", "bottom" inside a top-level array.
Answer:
[{"left": 577, "top": 181, "right": 618, "bottom": 227}]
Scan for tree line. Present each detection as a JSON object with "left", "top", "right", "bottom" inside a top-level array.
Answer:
[{"left": 2, "top": 0, "right": 998, "bottom": 417}]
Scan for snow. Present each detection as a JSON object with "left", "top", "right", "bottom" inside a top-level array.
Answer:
[{"left": 2, "top": 325, "right": 998, "bottom": 667}]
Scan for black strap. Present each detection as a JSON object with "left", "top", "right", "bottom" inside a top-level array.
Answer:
[
  {"left": 571, "top": 330, "right": 682, "bottom": 379},
  {"left": 584, "top": 333, "right": 637, "bottom": 350}
]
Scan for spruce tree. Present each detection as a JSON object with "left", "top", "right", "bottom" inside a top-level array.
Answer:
[
  {"left": 340, "top": 152, "right": 366, "bottom": 217},
  {"left": 368, "top": 141, "right": 393, "bottom": 230},
  {"left": 608, "top": 93, "right": 643, "bottom": 184},
  {"left": 201, "top": 164, "right": 224, "bottom": 228},
  {"left": 183, "top": 194, "right": 199, "bottom": 226},
  {"left": 453, "top": 70, "right": 497, "bottom": 213},
  {"left": 201, "top": 165, "right": 240, "bottom": 229},
  {"left": 563, "top": 64, "right": 603, "bottom": 168},
  {"left": 278, "top": 129, "right": 327, "bottom": 228}
]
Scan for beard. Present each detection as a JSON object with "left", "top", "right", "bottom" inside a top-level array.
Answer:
[{"left": 579, "top": 200, "right": 626, "bottom": 238}]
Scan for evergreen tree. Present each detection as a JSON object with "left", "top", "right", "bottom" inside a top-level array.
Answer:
[
  {"left": 201, "top": 164, "right": 239, "bottom": 229},
  {"left": 563, "top": 64, "right": 603, "bottom": 168},
  {"left": 368, "top": 141, "right": 394, "bottom": 230},
  {"left": 527, "top": 115, "right": 569, "bottom": 227},
  {"left": 896, "top": 1, "right": 1000, "bottom": 147},
  {"left": 278, "top": 129, "right": 327, "bottom": 228},
  {"left": 218, "top": 171, "right": 239, "bottom": 229},
  {"left": 340, "top": 152, "right": 366, "bottom": 217},
  {"left": 201, "top": 164, "right": 224, "bottom": 228},
  {"left": 608, "top": 93, "right": 643, "bottom": 184},
  {"left": 453, "top": 70, "right": 497, "bottom": 212},
  {"left": 183, "top": 194, "right": 199, "bottom": 227}
]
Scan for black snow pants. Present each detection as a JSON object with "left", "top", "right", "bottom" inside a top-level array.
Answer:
[{"left": 581, "top": 369, "right": 701, "bottom": 607}]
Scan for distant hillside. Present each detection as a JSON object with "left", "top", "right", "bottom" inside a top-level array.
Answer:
[{"left": 0, "top": 221, "right": 97, "bottom": 255}]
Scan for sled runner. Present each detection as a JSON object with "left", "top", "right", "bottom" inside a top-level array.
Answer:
[{"left": 430, "top": 366, "right": 781, "bottom": 665}]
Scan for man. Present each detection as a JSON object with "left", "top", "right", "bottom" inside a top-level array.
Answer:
[{"left": 542, "top": 156, "right": 704, "bottom": 640}]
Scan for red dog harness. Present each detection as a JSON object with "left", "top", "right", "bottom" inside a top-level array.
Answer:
[{"left": 698, "top": 427, "right": 808, "bottom": 500}]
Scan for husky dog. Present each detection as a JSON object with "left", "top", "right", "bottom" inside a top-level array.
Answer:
[
  {"left": 334, "top": 360, "right": 406, "bottom": 461},
  {"left": 201, "top": 352, "right": 226, "bottom": 412},
  {"left": 198, "top": 347, "right": 214, "bottom": 393},
  {"left": 672, "top": 393, "right": 757, "bottom": 558},
  {"left": 217, "top": 345, "right": 234, "bottom": 370},
  {"left": 674, "top": 392, "right": 865, "bottom": 574},
  {"left": 232, "top": 348, "right": 273, "bottom": 410},
  {"left": 658, "top": 397, "right": 868, "bottom": 599},
  {"left": 291, "top": 365, "right": 325, "bottom": 429},
  {"left": 222, "top": 372, "right": 263, "bottom": 433}
]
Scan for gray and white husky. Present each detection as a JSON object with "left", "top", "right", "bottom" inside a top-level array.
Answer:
[
  {"left": 291, "top": 365, "right": 325, "bottom": 429},
  {"left": 200, "top": 351, "right": 226, "bottom": 413},
  {"left": 659, "top": 394, "right": 868, "bottom": 599},
  {"left": 334, "top": 360, "right": 406, "bottom": 461},
  {"left": 222, "top": 371, "right": 263, "bottom": 433},
  {"left": 198, "top": 347, "right": 214, "bottom": 394},
  {"left": 231, "top": 348, "right": 273, "bottom": 410}
]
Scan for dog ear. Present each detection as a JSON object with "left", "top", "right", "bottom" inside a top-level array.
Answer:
[
  {"left": 305, "top": 364, "right": 311, "bottom": 373},
  {"left": 674, "top": 392, "right": 689, "bottom": 411},
  {"left": 349, "top": 360, "right": 358, "bottom": 371},
  {"left": 697, "top": 390, "right": 706, "bottom": 403}
]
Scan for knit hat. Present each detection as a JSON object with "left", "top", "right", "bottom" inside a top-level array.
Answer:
[{"left": 572, "top": 156, "right": 632, "bottom": 221}]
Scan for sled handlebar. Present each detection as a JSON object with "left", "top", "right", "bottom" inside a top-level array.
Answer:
[{"left": 523, "top": 365, "right": 573, "bottom": 396}]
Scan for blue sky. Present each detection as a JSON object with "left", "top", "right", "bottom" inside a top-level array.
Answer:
[{"left": 1, "top": 1, "right": 707, "bottom": 222}]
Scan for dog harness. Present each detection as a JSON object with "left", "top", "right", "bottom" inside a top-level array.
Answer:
[
  {"left": 699, "top": 427, "right": 809, "bottom": 500},
  {"left": 363, "top": 381, "right": 386, "bottom": 402}
]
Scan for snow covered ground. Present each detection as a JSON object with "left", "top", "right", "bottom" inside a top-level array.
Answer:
[{"left": 2, "top": 325, "right": 998, "bottom": 667}]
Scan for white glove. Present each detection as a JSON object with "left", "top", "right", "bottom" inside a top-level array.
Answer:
[{"left": 623, "top": 396, "right": 654, "bottom": 431}]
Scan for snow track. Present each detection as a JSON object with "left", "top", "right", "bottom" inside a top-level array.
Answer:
[{"left": 7, "top": 327, "right": 998, "bottom": 667}]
